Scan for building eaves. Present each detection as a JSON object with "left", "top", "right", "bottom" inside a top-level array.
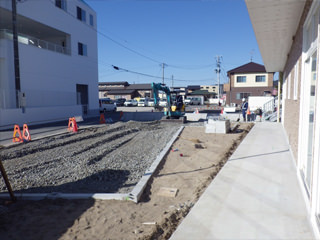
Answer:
[
  {"left": 126, "top": 83, "right": 152, "bottom": 90},
  {"left": 98, "top": 81, "right": 129, "bottom": 86},
  {"left": 227, "top": 62, "right": 267, "bottom": 75},
  {"left": 106, "top": 89, "right": 136, "bottom": 95},
  {"left": 99, "top": 86, "right": 126, "bottom": 91},
  {"left": 187, "top": 85, "right": 201, "bottom": 90},
  {"left": 189, "top": 90, "right": 212, "bottom": 95}
]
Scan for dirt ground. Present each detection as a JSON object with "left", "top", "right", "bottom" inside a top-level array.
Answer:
[{"left": 0, "top": 123, "right": 252, "bottom": 240}]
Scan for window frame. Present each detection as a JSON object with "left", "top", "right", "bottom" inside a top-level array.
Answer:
[
  {"left": 236, "top": 92, "right": 251, "bottom": 100},
  {"left": 89, "top": 14, "right": 94, "bottom": 27},
  {"left": 77, "top": 6, "right": 86, "bottom": 23},
  {"left": 78, "top": 42, "right": 87, "bottom": 56},
  {"left": 236, "top": 76, "right": 247, "bottom": 83},
  {"left": 255, "top": 75, "right": 266, "bottom": 82},
  {"left": 55, "top": 0, "right": 67, "bottom": 11}
]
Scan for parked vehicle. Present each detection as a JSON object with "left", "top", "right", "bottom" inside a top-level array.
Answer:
[
  {"left": 99, "top": 98, "right": 117, "bottom": 112},
  {"left": 138, "top": 98, "right": 147, "bottom": 107},
  {"left": 159, "top": 99, "right": 167, "bottom": 107},
  {"left": 147, "top": 98, "right": 155, "bottom": 107},
  {"left": 115, "top": 98, "right": 126, "bottom": 106},
  {"left": 184, "top": 97, "right": 201, "bottom": 105},
  {"left": 124, "top": 99, "right": 138, "bottom": 107}
]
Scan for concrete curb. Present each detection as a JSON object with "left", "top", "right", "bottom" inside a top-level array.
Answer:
[
  {"left": 0, "top": 192, "right": 129, "bottom": 201},
  {"left": 128, "top": 126, "right": 185, "bottom": 203}
]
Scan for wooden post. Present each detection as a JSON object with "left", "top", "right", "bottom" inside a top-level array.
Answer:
[{"left": 0, "top": 158, "right": 16, "bottom": 202}]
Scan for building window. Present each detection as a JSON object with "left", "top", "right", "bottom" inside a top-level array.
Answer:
[
  {"left": 287, "top": 72, "right": 291, "bottom": 99},
  {"left": 90, "top": 14, "right": 94, "bottom": 26},
  {"left": 77, "top": 6, "right": 86, "bottom": 22},
  {"left": 236, "top": 76, "right": 246, "bottom": 83},
  {"left": 236, "top": 92, "right": 250, "bottom": 100},
  {"left": 55, "top": 0, "right": 67, "bottom": 10},
  {"left": 255, "top": 75, "right": 266, "bottom": 82},
  {"left": 78, "top": 42, "right": 87, "bottom": 56},
  {"left": 293, "top": 62, "right": 299, "bottom": 100}
]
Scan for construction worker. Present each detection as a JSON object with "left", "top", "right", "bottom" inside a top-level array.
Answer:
[{"left": 241, "top": 98, "right": 248, "bottom": 121}]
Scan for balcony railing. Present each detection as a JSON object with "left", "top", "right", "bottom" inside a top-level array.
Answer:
[{"left": 0, "top": 29, "right": 71, "bottom": 55}]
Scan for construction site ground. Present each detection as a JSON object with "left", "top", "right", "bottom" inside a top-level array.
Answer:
[{"left": 0, "top": 121, "right": 252, "bottom": 240}]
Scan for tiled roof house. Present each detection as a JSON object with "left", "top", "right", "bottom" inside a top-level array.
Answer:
[{"left": 225, "top": 62, "right": 274, "bottom": 105}]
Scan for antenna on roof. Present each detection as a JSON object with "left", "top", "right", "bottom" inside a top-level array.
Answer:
[{"left": 250, "top": 49, "right": 255, "bottom": 62}]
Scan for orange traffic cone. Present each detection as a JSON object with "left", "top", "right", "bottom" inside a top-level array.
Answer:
[
  {"left": 68, "top": 117, "right": 78, "bottom": 132},
  {"left": 195, "top": 108, "right": 199, "bottom": 114},
  {"left": 221, "top": 107, "right": 224, "bottom": 114},
  {"left": 100, "top": 113, "right": 106, "bottom": 124},
  {"left": 119, "top": 111, "right": 124, "bottom": 121},
  {"left": 12, "top": 125, "right": 23, "bottom": 143},
  {"left": 22, "top": 124, "right": 31, "bottom": 142}
]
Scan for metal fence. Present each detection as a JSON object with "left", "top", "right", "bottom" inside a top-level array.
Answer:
[{"left": 0, "top": 29, "right": 70, "bottom": 55}]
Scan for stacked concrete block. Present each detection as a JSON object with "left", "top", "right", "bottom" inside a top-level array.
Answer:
[{"left": 205, "top": 119, "right": 230, "bottom": 134}]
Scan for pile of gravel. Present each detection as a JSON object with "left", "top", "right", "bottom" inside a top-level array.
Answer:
[{"left": 0, "top": 121, "right": 180, "bottom": 194}]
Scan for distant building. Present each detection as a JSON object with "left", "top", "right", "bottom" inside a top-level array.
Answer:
[
  {"left": 200, "top": 85, "right": 217, "bottom": 93},
  {"left": 225, "top": 62, "right": 274, "bottom": 105},
  {"left": 186, "top": 85, "right": 201, "bottom": 94},
  {"left": 98, "top": 82, "right": 152, "bottom": 100},
  {"left": 170, "top": 86, "right": 187, "bottom": 99},
  {"left": 0, "top": 0, "right": 98, "bottom": 128}
]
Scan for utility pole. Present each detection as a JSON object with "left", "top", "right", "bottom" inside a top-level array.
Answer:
[
  {"left": 161, "top": 63, "right": 167, "bottom": 85},
  {"left": 171, "top": 75, "right": 174, "bottom": 88},
  {"left": 215, "top": 56, "right": 222, "bottom": 100},
  {"left": 250, "top": 49, "right": 255, "bottom": 62},
  {"left": 12, "top": 0, "right": 21, "bottom": 108}
]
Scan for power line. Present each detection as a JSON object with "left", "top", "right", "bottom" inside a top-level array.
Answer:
[
  {"left": 97, "top": 31, "right": 163, "bottom": 64},
  {"left": 112, "top": 65, "right": 213, "bottom": 82}
]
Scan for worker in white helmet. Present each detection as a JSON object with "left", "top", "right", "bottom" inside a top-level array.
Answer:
[{"left": 241, "top": 98, "right": 248, "bottom": 121}]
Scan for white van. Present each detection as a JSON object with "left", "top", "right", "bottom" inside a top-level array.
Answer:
[
  {"left": 99, "top": 98, "right": 117, "bottom": 112},
  {"left": 138, "top": 98, "right": 148, "bottom": 107},
  {"left": 184, "top": 97, "right": 201, "bottom": 105}
]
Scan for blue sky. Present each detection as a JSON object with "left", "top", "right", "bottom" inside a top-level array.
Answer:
[{"left": 87, "top": 0, "right": 263, "bottom": 87}]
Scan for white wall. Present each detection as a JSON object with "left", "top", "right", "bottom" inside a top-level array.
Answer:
[
  {"left": 0, "top": 39, "right": 16, "bottom": 109},
  {"left": 234, "top": 73, "right": 268, "bottom": 87},
  {"left": 0, "top": 105, "right": 82, "bottom": 130},
  {"left": 0, "top": 0, "right": 99, "bottom": 126}
]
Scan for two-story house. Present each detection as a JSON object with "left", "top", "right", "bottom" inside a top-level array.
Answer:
[
  {"left": 225, "top": 62, "right": 274, "bottom": 106},
  {"left": 0, "top": 0, "right": 98, "bottom": 128}
]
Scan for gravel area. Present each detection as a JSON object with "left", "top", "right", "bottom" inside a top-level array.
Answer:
[{"left": 0, "top": 121, "right": 180, "bottom": 194}]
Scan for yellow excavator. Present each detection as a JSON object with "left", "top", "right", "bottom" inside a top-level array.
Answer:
[{"left": 151, "top": 82, "right": 186, "bottom": 123}]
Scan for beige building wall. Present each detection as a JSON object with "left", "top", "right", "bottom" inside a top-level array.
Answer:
[
  {"left": 200, "top": 85, "right": 217, "bottom": 93},
  {"left": 282, "top": 1, "right": 310, "bottom": 163},
  {"left": 234, "top": 73, "right": 269, "bottom": 87}
]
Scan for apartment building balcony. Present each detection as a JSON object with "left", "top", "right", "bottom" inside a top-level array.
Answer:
[{"left": 0, "top": 7, "right": 70, "bottom": 55}]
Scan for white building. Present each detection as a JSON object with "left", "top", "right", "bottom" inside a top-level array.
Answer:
[
  {"left": 0, "top": 0, "right": 99, "bottom": 128},
  {"left": 200, "top": 85, "right": 217, "bottom": 94},
  {"left": 246, "top": 0, "right": 320, "bottom": 237}
]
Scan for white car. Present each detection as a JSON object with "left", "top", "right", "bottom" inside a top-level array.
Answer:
[
  {"left": 124, "top": 99, "right": 138, "bottom": 107},
  {"left": 159, "top": 99, "right": 167, "bottom": 107},
  {"left": 138, "top": 98, "right": 147, "bottom": 107},
  {"left": 99, "top": 98, "right": 117, "bottom": 112},
  {"left": 184, "top": 97, "right": 201, "bottom": 105},
  {"left": 147, "top": 98, "right": 155, "bottom": 107}
]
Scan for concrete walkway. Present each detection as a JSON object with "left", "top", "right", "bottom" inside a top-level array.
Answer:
[{"left": 170, "top": 122, "right": 315, "bottom": 240}]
